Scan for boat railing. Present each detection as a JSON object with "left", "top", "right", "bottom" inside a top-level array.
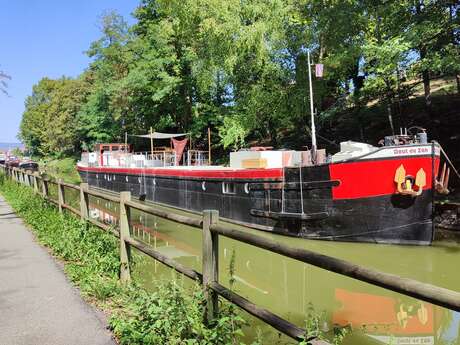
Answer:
[
  {"left": 81, "top": 149, "right": 209, "bottom": 168},
  {"left": 187, "top": 150, "right": 209, "bottom": 166}
]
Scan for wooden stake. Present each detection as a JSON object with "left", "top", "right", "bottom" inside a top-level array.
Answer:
[
  {"left": 33, "top": 172, "right": 39, "bottom": 193},
  {"left": 58, "top": 179, "right": 64, "bottom": 213},
  {"left": 202, "top": 210, "right": 219, "bottom": 324},
  {"left": 79, "top": 183, "right": 89, "bottom": 221},
  {"left": 119, "top": 191, "right": 132, "bottom": 284},
  {"left": 42, "top": 178, "right": 48, "bottom": 198}
]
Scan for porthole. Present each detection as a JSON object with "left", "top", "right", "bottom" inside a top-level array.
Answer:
[
  {"left": 201, "top": 181, "right": 206, "bottom": 191},
  {"left": 222, "top": 182, "right": 236, "bottom": 194},
  {"left": 244, "top": 183, "right": 250, "bottom": 194}
]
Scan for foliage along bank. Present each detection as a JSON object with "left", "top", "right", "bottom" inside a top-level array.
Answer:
[
  {"left": 0, "top": 177, "right": 253, "bottom": 344},
  {"left": 19, "top": 0, "right": 460, "bottom": 159}
]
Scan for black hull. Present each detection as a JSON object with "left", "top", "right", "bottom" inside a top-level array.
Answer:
[
  {"left": 78, "top": 166, "right": 434, "bottom": 245},
  {"left": 19, "top": 162, "right": 39, "bottom": 171}
]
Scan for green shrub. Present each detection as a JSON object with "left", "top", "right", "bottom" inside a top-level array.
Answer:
[{"left": 0, "top": 178, "right": 250, "bottom": 345}]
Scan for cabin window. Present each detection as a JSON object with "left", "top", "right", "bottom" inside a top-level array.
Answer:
[
  {"left": 102, "top": 146, "right": 110, "bottom": 151},
  {"left": 222, "top": 182, "right": 236, "bottom": 195}
]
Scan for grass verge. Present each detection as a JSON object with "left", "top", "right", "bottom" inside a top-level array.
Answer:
[
  {"left": 39, "top": 157, "right": 81, "bottom": 184},
  {"left": 0, "top": 177, "right": 255, "bottom": 345}
]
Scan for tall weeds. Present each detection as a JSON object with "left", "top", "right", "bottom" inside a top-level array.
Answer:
[
  {"left": 0, "top": 179, "right": 249, "bottom": 344},
  {"left": 0, "top": 177, "right": 346, "bottom": 345}
]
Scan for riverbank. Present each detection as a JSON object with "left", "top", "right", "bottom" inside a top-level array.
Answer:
[
  {"left": 38, "top": 157, "right": 80, "bottom": 184},
  {"left": 0, "top": 178, "right": 255, "bottom": 345}
]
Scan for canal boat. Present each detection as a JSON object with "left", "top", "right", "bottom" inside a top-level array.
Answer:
[
  {"left": 77, "top": 129, "right": 448, "bottom": 245},
  {"left": 19, "top": 159, "right": 39, "bottom": 172}
]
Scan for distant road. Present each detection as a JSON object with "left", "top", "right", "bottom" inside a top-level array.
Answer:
[{"left": 0, "top": 142, "right": 23, "bottom": 152}]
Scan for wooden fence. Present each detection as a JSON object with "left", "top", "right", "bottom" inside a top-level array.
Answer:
[{"left": 2, "top": 165, "right": 460, "bottom": 343}]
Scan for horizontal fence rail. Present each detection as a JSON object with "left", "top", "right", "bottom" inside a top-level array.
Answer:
[{"left": 2, "top": 164, "right": 460, "bottom": 343}]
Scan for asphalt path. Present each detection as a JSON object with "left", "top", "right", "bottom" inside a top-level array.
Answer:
[{"left": 0, "top": 196, "right": 117, "bottom": 345}]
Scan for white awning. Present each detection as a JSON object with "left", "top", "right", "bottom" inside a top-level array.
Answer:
[{"left": 131, "top": 132, "right": 189, "bottom": 139}]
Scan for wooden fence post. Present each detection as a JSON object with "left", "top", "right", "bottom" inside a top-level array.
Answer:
[
  {"left": 80, "top": 183, "right": 89, "bottom": 221},
  {"left": 33, "top": 172, "right": 39, "bottom": 193},
  {"left": 119, "top": 191, "right": 132, "bottom": 284},
  {"left": 26, "top": 172, "right": 31, "bottom": 187},
  {"left": 58, "top": 179, "right": 64, "bottom": 213},
  {"left": 202, "top": 210, "right": 219, "bottom": 324},
  {"left": 42, "top": 178, "right": 48, "bottom": 198}
]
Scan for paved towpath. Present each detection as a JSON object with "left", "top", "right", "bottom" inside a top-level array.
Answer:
[{"left": 0, "top": 196, "right": 117, "bottom": 345}]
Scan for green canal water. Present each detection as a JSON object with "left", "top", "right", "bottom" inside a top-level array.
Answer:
[{"left": 58, "top": 185, "right": 460, "bottom": 345}]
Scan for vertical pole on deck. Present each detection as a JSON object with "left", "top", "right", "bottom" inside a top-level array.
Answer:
[
  {"left": 79, "top": 183, "right": 89, "bottom": 221},
  {"left": 307, "top": 50, "right": 317, "bottom": 165},
  {"left": 150, "top": 127, "right": 154, "bottom": 158},
  {"left": 208, "top": 127, "right": 211, "bottom": 165},
  {"left": 119, "top": 191, "right": 132, "bottom": 284},
  {"left": 58, "top": 179, "right": 64, "bottom": 213},
  {"left": 202, "top": 210, "right": 219, "bottom": 324}
]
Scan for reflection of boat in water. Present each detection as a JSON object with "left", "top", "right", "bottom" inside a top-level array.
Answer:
[
  {"left": 88, "top": 198, "right": 459, "bottom": 344},
  {"left": 333, "top": 288, "right": 459, "bottom": 345},
  {"left": 78, "top": 129, "right": 447, "bottom": 245}
]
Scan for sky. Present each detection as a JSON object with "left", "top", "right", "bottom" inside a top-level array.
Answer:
[{"left": 0, "top": 0, "right": 139, "bottom": 143}]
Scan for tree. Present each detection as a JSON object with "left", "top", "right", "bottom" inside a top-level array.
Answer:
[{"left": 20, "top": 77, "right": 90, "bottom": 156}]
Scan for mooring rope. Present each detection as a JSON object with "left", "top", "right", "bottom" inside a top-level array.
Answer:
[{"left": 437, "top": 142, "right": 460, "bottom": 181}]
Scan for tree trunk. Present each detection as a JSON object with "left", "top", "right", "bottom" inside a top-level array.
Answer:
[
  {"left": 387, "top": 100, "right": 395, "bottom": 136},
  {"left": 415, "top": 1, "right": 432, "bottom": 111},
  {"left": 174, "top": 41, "right": 193, "bottom": 131},
  {"left": 456, "top": 74, "right": 460, "bottom": 94},
  {"left": 179, "top": 59, "right": 193, "bottom": 130},
  {"left": 422, "top": 68, "right": 431, "bottom": 109},
  {"left": 450, "top": 4, "right": 460, "bottom": 94}
]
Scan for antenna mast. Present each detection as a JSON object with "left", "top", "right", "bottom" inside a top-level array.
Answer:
[{"left": 307, "top": 50, "right": 317, "bottom": 164}]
